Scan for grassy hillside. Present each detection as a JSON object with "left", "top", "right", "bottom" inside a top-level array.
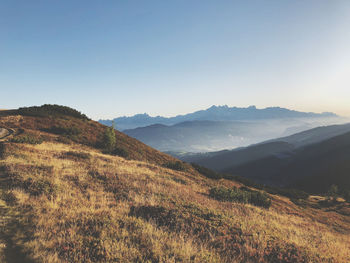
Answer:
[
  {"left": 0, "top": 105, "right": 180, "bottom": 166},
  {"left": 0, "top": 106, "right": 350, "bottom": 262}
]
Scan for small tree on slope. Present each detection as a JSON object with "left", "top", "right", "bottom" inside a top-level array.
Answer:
[{"left": 102, "top": 124, "right": 116, "bottom": 152}]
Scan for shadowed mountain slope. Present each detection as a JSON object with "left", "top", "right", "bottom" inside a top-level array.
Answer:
[
  {"left": 183, "top": 122, "right": 350, "bottom": 172},
  {"left": 224, "top": 131, "right": 350, "bottom": 193}
]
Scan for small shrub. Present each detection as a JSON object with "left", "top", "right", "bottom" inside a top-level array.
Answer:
[
  {"left": 111, "top": 147, "right": 129, "bottom": 158},
  {"left": 56, "top": 136, "right": 72, "bottom": 144},
  {"left": 101, "top": 126, "right": 116, "bottom": 152},
  {"left": 21, "top": 178, "right": 58, "bottom": 198},
  {"left": 249, "top": 191, "right": 272, "bottom": 208},
  {"left": 163, "top": 161, "right": 187, "bottom": 171},
  {"left": 11, "top": 134, "right": 43, "bottom": 145},
  {"left": 48, "top": 126, "right": 82, "bottom": 136},
  {"left": 209, "top": 186, "right": 271, "bottom": 208}
]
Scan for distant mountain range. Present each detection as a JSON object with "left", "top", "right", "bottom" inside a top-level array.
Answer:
[
  {"left": 123, "top": 120, "right": 278, "bottom": 152},
  {"left": 123, "top": 118, "right": 347, "bottom": 152},
  {"left": 181, "top": 122, "right": 350, "bottom": 193},
  {"left": 100, "top": 105, "right": 337, "bottom": 131}
]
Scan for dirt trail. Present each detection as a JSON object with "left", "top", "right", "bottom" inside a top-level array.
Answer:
[{"left": 0, "top": 129, "right": 13, "bottom": 141}]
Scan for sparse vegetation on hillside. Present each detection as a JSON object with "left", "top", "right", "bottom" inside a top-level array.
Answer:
[
  {"left": 0, "top": 108, "right": 349, "bottom": 263},
  {"left": 0, "top": 106, "right": 180, "bottom": 166},
  {"left": 10, "top": 134, "right": 43, "bottom": 145},
  {"left": 0, "top": 141, "right": 349, "bottom": 262}
]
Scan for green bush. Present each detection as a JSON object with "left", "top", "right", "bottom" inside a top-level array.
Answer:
[
  {"left": 163, "top": 161, "right": 187, "bottom": 171},
  {"left": 209, "top": 186, "right": 271, "bottom": 208},
  {"left": 56, "top": 136, "right": 72, "bottom": 144},
  {"left": 112, "top": 147, "right": 129, "bottom": 158},
  {"left": 48, "top": 126, "right": 82, "bottom": 136},
  {"left": 11, "top": 134, "right": 43, "bottom": 145},
  {"left": 18, "top": 104, "right": 89, "bottom": 120},
  {"left": 101, "top": 126, "right": 116, "bottom": 152},
  {"left": 45, "top": 125, "right": 82, "bottom": 143}
]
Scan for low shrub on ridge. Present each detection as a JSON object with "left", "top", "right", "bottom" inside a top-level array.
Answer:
[{"left": 209, "top": 186, "right": 271, "bottom": 208}]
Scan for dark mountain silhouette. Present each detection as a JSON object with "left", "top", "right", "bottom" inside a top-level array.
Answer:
[
  {"left": 227, "top": 131, "right": 350, "bottom": 193},
  {"left": 184, "top": 123, "right": 350, "bottom": 193},
  {"left": 179, "top": 141, "right": 295, "bottom": 171},
  {"left": 181, "top": 123, "right": 350, "bottom": 169},
  {"left": 99, "top": 105, "right": 337, "bottom": 130}
]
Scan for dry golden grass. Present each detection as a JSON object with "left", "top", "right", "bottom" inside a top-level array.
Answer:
[{"left": 0, "top": 140, "right": 349, "bottom": 263}]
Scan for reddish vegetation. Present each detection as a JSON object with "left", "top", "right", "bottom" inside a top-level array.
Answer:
[
  {"left": 0, "top": 108, "right": 179, "bottom": 166},
  {"left": 0, "top": 106, "right": 349, "bottom": 263}
]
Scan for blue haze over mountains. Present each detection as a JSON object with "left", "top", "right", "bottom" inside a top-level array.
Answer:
[
  {"left": 100, "top": 105, "right": 342, "bottom": 152},
  {"left": 182, "top": 123, "right": 350, "bottom": 193},
  {"left": 100, "top": 105, "right": 336, "bottom": 130}
]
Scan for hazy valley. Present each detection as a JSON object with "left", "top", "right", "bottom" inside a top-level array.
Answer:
[{"left": 101, "top": 105, "right": 346, "bottom": 152}]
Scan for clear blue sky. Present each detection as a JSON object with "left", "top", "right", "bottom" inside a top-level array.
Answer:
[{"left": 1, "top": 0, "right": 350, "bottom": 120}]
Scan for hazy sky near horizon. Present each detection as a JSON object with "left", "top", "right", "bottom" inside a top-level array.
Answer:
[{"left": 1, "top": 0, "right": 350, "bottom": 120}]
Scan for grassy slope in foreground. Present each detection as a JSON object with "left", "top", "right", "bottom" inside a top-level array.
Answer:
[
  {"left": 0, "top": 106, "right": 179, "bottom": 166},
  {"left": 0, "top": 108, "right": 349, "bottom": 262}
]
